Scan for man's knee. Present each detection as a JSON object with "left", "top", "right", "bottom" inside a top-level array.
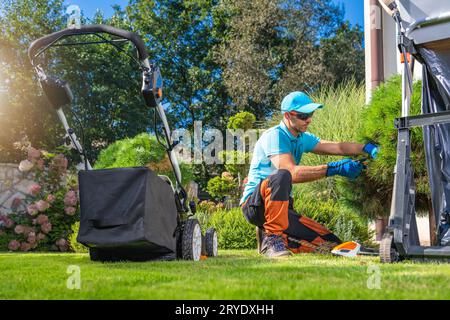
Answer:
[
  {"left": 264, "top": 169, "right": 292, "bottom": 202},
  {"left": 270, "top": 169, "right": 292, "bottom": 185}
]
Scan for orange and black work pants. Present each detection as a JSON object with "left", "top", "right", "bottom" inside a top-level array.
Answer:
[{"left": 241, "top": 169, "right": 342, "bottom": 253}]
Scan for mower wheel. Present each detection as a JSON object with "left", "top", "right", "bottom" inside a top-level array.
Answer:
[
  {"left": 181, "top": 218, "right": 202, "bottom": 261},
  {"left": 175, "top": 222, "right": 184, "bottom": 259},
  {"left": 205, "top": 228, "right": 218, "bottom": 257},
  {"left": 380, "top": 232, "right": 400, "bottom": 263}
]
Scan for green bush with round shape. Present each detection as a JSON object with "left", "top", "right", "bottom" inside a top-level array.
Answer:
[
  {"left": 196, "top": 208, "right": 256, "bottom": 249},
  {"left": 206, "top": 176, "right": 238, "bottom": 201},
  {"left": 94, "top": 132, "right": 194, "bottom": 186},
  {"left": 95, "top": 133, "right": 165, "bottom": 168}
]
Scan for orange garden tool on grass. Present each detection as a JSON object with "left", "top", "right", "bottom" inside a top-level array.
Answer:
[{"left": 332, "top": 241, "right": 379, "bottom": 258}]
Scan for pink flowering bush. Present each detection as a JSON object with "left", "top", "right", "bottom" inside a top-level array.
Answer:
[{"left": 0, "top": 140, "right": 80, "bottom": 252}]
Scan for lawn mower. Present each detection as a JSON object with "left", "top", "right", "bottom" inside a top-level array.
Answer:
[
  {"left": 28, "top": 24, "right": 218, "bottom": 262},
  {"left": 379, "top": 0, "right": 450, "bottom": 262}
]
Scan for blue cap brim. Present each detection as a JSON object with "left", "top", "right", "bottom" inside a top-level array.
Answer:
[{"left": 293, "top": 103, "right": 323, "bottom": 114}]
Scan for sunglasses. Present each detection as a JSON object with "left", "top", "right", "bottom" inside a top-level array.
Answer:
[{"left": 289, "top": 111, "right": 314, "bottom": 120}]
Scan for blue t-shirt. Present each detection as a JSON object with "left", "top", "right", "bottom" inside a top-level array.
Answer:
[{"left": 239, "top": 121, "right": 320, "bottom": 205}]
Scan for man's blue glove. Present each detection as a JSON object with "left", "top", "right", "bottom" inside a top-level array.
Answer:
[
  {"left": 326, "top": 159, "right": 365, "bottom": 180},
  {"left": 363, "top": 142, "right": 379, "bottom": 159}
]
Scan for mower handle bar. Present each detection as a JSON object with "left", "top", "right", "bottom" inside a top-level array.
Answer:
[{"left": 28, "top": 24, "right": 149, "bottom": 63}]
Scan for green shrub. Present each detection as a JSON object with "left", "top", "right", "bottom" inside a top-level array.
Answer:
[
  {"left": 94, "top": 132, "right": 194, "bottom": 186},
  {"left": 195, "top": 210, "right": 212, "bottom": 232},
  {"left": 364, "top": 76, "right": 427, "bottom": 185},
  {"left": 196, "top": 208, "right": 256, "bottom": 249},
  {"left": 95, "top": 133, "right": 165, "bottom": 168},
  {"left": 206, "top": 175, "right": 239, "bottom": 201},
  {"left": 293, "top": 189, "right": 373, "bottom": 244},
  {"left": 359, "top": 74, "right": 425, "bottom": 185},
  {"left": 68, "top": 221, "right": 88, "bottom": 253},
  {"left": 336, "top": 75, "right": 429, "bottom": 218}
]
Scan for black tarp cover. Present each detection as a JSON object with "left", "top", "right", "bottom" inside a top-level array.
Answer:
[
  {"left": 417, "top": 42, "right": 450, "bottom": 244},
  {"left": 77, "top": 167, "right": 178, "bottom": 253}
]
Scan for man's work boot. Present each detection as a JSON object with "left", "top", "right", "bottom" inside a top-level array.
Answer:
[
  {"left": 260, "top": 233, "right": 292, "bottom": 258},
  {"left": 256, "top": 226, "right": 264, "bottom": 254}
]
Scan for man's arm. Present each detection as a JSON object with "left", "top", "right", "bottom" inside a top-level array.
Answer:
[
  {"left": 270, "top": 153, "right": 327, "bottom": 184},
  {"left": 312, "top": 140, "right": 365, "bottom": 156}
]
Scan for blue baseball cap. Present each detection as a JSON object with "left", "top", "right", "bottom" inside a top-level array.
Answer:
[{"left": 281, "top": 91, "right": 323, "bottom": 114}]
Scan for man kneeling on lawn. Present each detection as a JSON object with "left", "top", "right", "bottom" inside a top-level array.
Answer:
[{"left": 240, "top": 91, "right": 378, "bottom": 258}]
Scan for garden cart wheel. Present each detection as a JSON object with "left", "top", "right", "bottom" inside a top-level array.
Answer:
[
  {"left": 204, "top": 227, "right": 218, "bottom": 257},
  {"left": 380, "top": 232, "right": 400, "bottom": 263},
  {"left": 181, "top": 218, "right": 202, "bottom": 261}
]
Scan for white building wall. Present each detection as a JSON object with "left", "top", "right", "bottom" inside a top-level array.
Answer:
[{"left": 382, "top": 8, "right": 398, "bottom": 81}]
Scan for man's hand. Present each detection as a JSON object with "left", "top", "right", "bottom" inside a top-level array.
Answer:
[
  {"left": 363, "top": 143, "right": 379, "bottom": 159},
  {"left": 326, "top": 159, "right": 365, "bottom": 180}
]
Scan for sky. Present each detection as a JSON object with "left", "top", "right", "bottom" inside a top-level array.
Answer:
[
  {"left": 333, "top": 0, "right": 364, "bottom": 28},
  {"left": 64, "top": 0, "right": 365, "bottom": 29},
  {"left": 64, "top": 0, "right": 128, "bottom": 20}
]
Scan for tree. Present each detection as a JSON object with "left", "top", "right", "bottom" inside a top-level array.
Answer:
[
  {"left": 0, "top": 2, "right": 154, "bottom": 163},
  {"left": 319, "top": 21, "right": 365, "bottom": 86},
  {"left": 0, "top": 0, "right": 365, "bottom": 194},
  {"left": 126, "top": 0, "right": 236, "bottom": 189},
  {"left": 0, "top": 0, "right": 66, "bottom": 162},
  {"left": 213, "top": 0, "right": 364, "bottom": 117},
  {"left": 213, "top": 0, "right": 284, "bottom": 119},
  {"left": 55, "top": 9, "right": 152, "bottom": 161},
  {"left": 127, "top": 0, "right": 235, "bottom": 131}
]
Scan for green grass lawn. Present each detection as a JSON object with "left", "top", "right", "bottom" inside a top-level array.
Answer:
[{"left": 1, "top": 249, "right": 450, "bottom": 300}]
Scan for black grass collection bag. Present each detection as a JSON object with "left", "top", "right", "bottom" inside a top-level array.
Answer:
[{"left": 77, "top": 167, "right": 179, "bottom": 261}]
